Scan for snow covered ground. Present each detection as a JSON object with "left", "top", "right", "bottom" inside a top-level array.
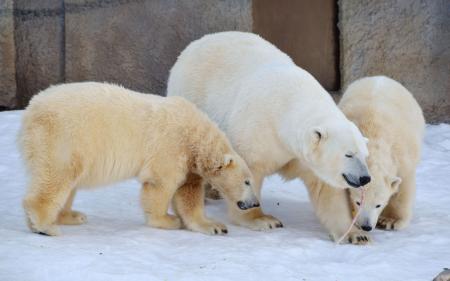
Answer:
[{"left": 0, "top": 110, "right": 449, "bottom": 281}]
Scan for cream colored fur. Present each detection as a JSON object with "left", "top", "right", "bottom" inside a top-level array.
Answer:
[
  {"left": 283, "top": 76, "right": 425, "bottom": 244},
  {"left": 342, "top": 76, "right": 425, "bottom": 232},
  {"left": 167, "top": 31, "right": 370, "bottom": 232},
  {"left": 20, "top": 82, "right": 258, "bottom": 236}
]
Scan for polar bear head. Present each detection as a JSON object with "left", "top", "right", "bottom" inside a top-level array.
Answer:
[
  {"left": 348, "top": 165, "right": 402, "bottom": 231},
  {"left": 302, "top": 119, "right": 371, "bottom": 189},
  {"left": 204, "top": 153, "right": 260, "bottom": 211}
]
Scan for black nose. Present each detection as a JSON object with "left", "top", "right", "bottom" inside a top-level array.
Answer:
[
  {"left": 237, "top": 200, "right": 260, "bottom": 210},
  {"left": 237, "top": 201, "right": 247, "bottom": 210},
  {"left": 359, "top": 176, "right": 371, "bottom": 186},
  {"left": 361, "top": 225, "right": 372, "bottom": 232}
]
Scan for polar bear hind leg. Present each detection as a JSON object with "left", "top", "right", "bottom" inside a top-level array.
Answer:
[{"left": 57, "top": 189, "right": 87, "bottom": 225}]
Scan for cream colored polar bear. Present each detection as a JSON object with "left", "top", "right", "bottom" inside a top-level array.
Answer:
[
  {"left": 281, "top": 76, "right": 425, "bottom": 243},
  {"left": 20, "top": 82, "right": 259, "bottom": 236},
  {"left": 167, "top": 31, "right": 371, "bottom": 232},
  {"left": 341, "top": 76, "right": 425, "bottom": 232}
]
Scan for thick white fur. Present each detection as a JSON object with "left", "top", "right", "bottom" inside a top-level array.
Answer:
[
  {"left": 167, "top": 31, "right": 370, "bottom": 232},
  {"left": 20, "top": 82, "right": 258, "bottom": 236},
  {"left": 342, "top": 76, "right": 425, "bottom": 232},
  {"left": 281, "top": 76, "right": 425, "bottom": 243}
]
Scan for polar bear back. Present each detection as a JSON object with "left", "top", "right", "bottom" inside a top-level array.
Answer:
[
  {"left": 20, "top": 82, "right": 198, "bottom": 186},
  {"left": 167, "top": 32, "right": 299, "bottom": 124},
  {"left": 167, "top": 31, "right": 293, "bottom": 104},
  {"left": 339, "top": 76, "right": 425, "bottom": 166}
]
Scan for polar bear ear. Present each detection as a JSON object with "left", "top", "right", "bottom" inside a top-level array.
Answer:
[
  {"left": 302, "top": 127, "right": 327, "bottom": 160},
  {"left": 218, "top": 154, "right": 234, "bottom": 170},
  {"left": 390, "top": 176, "right": 402, "bottom": 192},
  {"left": 310, "top": 127, "right": 327, "bottom": 145}
]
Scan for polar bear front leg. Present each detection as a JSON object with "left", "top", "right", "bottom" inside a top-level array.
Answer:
[
  {"left": 306, "top": 183, "right": 371, "bottom": 245},
  {"left": 140, "top": 181, "right": 182, "bottom": 230},
  {"left": 228, "top": 171, "right": 283, "bottom": 231},
  {"left": 173, "top": 174, "right": 227, "bottom": 235},
  {"left": 57, "top": 189, "right": 87, "bottom": 225},
  {"left": 377, "top": 174, "right": 415, "bottom": 231}
]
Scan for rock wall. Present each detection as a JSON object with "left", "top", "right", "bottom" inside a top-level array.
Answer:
[
  {"left": 339, "top": 0, "right": 450, "bottom": 123},
  {"left": 0, "top": 0, "right": 16, "bottom": 108},
  {"left": 14, "top": 0, "right": 65, "bottom": 107},
  {"left": 1, "top": 0, "right": 251, "bottom": 109},
  {"left": 64, "top": 0, "right": 251, "bottom": 96},
  {"left": 1, "top": 0, "right": 449, "bottom": 122}
]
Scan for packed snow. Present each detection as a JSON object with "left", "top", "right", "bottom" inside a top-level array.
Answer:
[{"left": 0, "top": 110, "right": 449, "bottom": 281}]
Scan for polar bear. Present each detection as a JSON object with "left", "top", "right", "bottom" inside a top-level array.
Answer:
[
  {"left": 280, "top": 76, "right": 425, "bottom": 244},
  {"left": 20, "top": 82, "right": 259, "bottom": 236},
  {"left": 341, "top": 76, "right": 425, "bottom": 232},
  {"left": 167, "top": 31, "right": 371, "bottom": 231},
  {"left": 278, "top": 160, "right": 371, "bottom": 244}
]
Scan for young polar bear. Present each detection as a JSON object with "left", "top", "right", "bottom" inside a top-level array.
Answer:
[
  {"left": 341, "top": 76, "right": 425, "bottom": 232},
  {"left": 20, "top": 82, "right": 259, "bottom": 236},
  {"left": 167, "top": 31, "right": 371, "bottom": 232}
]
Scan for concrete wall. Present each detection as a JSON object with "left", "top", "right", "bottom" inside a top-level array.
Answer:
[
  {"left": 1, "top": 0, "right": 449, "bottom": 122},
  {"left": 1, "top": 0, "right": 251, "bottom": 109},
  {"left": 64, "top": 0, "right": 251, "bottom": 96},
  {"left": 339, "top": 0, "right": 450, "bottom": 123},
  {"left": 0, "top": 0, "right": 16, "bottom": 109},
  {"left": 14, "top": 0, "right": 65, "bottom": 108}
]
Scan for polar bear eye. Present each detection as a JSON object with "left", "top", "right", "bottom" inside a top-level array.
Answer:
[
  {"left": 376, "top": 204, "right": 381, "bottom": 208},
  {"left": 356, "top": 201, "right": 361, "bottom": 206},
  {"left": 245, "top": 180, "right": 250, "bottom": 186},
  {"left": 345, "top": 154, "right": 353, "bottom": 158}
]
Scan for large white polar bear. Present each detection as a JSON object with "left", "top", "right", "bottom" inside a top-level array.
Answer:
[{"left": 167, "top": 31, "right": 371, "bottom": 231}]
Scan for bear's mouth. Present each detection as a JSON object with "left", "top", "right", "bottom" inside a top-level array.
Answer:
[{"left": 342, "top": 174, "right": 361, "bottom": 188}]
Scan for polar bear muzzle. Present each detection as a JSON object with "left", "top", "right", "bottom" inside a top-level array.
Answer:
[
  {"left": 342, "top": 156, "right": 371, "bottom": 188},
  {"left": 237, "top": 199, "right": 260, "bottom": 210},
  {"left": 342, "top": 173, "right": 371, "bottom": 188}
]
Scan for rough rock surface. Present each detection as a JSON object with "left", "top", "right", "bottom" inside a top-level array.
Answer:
[
  {"left": 0, "top": 0, "right": 16, "bottom": 108},
  {"left": 1, "top": 0, "right": 449, "bottom": 122},
  {"left": 339, "top": 0, "right": 450, "bottom": 123},
  {"left": 65, "top": 0, "right": 251, "bottom": 96},
  {"left": 13, "top": 0, "right": 64, "bottom": 107}
]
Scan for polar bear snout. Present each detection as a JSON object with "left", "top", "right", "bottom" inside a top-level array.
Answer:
[
  {"left": 342, "top": 173, "right": 371, "bottom": 188},
  {"left": 237, "top": 186, "right": 260, "bottom": 210},
  {"left": 360, "top": 225, "right": 373, "bottom": 232},
  {"left": 237, "top": 199, "right": 260, "bottom": 210}
]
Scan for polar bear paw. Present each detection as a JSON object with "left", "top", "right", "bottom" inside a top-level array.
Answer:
[
  {"left": 148, "top": 214, "right": 182, "bottom": 230},
  {"left": 57, "top": 210, "right": 87, "bottom": 225},
  {"left": 25, "top": 212, "right": 61, "bottom": 236},
  {"left": 235, "top": 214, "right": 284, "bottom": 231},
  {"left": 377, "top": 216, "right": 408, "bottom": 230},
  {"left": 28, "top": 221, "right": 61, "bottom": 236},
  {"left": 188, "top": 220, "right": 228, "bottom": 235},
  {"left": 346, "top": 231, "right": 372, "bottom": 245}
]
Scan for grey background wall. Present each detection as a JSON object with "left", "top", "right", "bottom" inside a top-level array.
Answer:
[
  {"left": 0, "top": 0, "right": 449, "bottom": 123},
  {"left": 339, "top": 0, "right": 450, "bottom": 123}
]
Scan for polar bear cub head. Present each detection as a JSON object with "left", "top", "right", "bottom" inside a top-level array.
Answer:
[
  {"left": 205, "top": 153, "right": 260, "bottom": 211},
  {"left": 303, "top": 119, "right": 371, "bottom": 189},
  {"left": 348, "top": 165, "right": 402, "bottom": 231}
]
